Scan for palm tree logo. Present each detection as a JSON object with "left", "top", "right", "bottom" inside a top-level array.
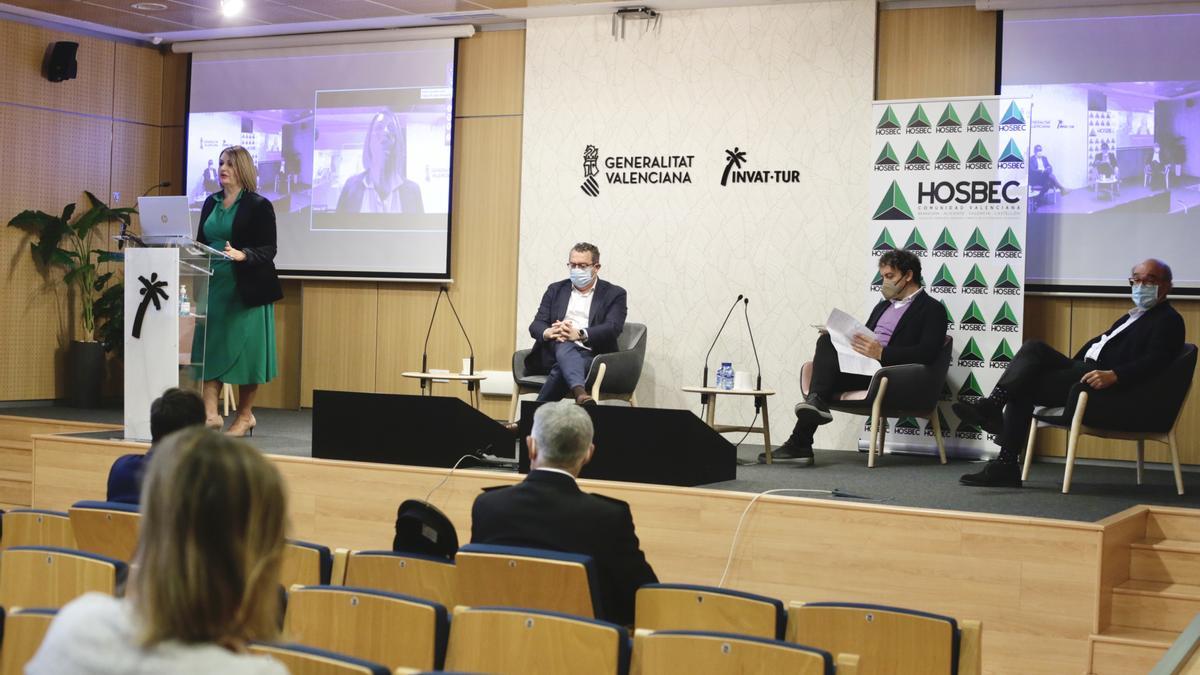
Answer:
[{"left": 721, "top": 148, "right": 747, "bottom": 186}]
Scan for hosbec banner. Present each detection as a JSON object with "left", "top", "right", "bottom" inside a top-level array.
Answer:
[{"left": 865, "top": 96, "right": 1032, "bottom": 458}]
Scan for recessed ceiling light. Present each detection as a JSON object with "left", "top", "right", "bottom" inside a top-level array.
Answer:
[
  {"left": 221, "top": 0, "right": 245, "bottom": 17},
  {"left": 131, "top": 2, "right": 168, "bottom": 9}
]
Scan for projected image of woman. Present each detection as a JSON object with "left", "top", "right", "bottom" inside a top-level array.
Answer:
[
  {"left": 336, "top": 110, "right": 425, "bottom": 215},
  {"left": 196, "top": 145, "right": 283, "bottom": 438}
]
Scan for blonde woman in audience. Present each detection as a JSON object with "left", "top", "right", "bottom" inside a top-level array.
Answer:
[{"left": 28, "top": 427, "right": 288, "bottom": 675}]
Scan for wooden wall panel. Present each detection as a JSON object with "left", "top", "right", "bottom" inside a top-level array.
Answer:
[
  {"left": 876, "top": 6, "right": 997, "bottom": 100},
  {"left": 113, "top": 42, "right": 163, "bottom": 125},
  {"left": 0, "top": 22, "right": 115, "bottom": 117},
  {"left": 454, "top": 29, "right": 525, "bottom": 117},
  {"left": 300, "top": 282, "right": 380, "bottom": 407}
]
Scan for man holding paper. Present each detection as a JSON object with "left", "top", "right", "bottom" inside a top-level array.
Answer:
[{"left": 761, "top": 249, "right": 948, "bottom": 465}]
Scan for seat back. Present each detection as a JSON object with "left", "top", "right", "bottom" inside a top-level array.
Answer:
[
  {"left": 393, "top": 499, "right": 458, "bottom": 561},
  {"left": 0, "top": 608, "right": 57, "bottom": 675},
  {"left": 67, "top": 501, "right": 140, "bottom": 562},
  {"left": 787, "top": 602, "right": 961, "bottom": 675},
  {"left": 456, "top": 543, "right": 599, "bottom": 618},
  {"left": 635, "top": 584, "right": 786, "bottom": 639},
  {"left": 249, "top": 643, "right": 391, "bottom": 675},
  {"left": 282, "top": 540, "right": 334, "bottom": 587},
  {"left": 344, "top": 550, "right": 457, "bottom": 608},
  {"left": 0, "top": 546, "right": 127, "bottom": 609},
  {"left": 1078, "top": 343, "right": 1198, "bottom": 433},
  {"left": 0, "top": 510, "right": 74, "bottom": 550},
  {"left": 284, "top": 585, "right": 448, "bottom": 671},
  {"left": 634, "top": 630, "right": 841, "bottom": 675},
  {"left": 444, "top": 606, "right": 630, "bottom": 675}
]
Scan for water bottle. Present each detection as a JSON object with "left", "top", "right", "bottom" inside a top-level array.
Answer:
[
  {"left": 178, "top": 284, "right": 190, "bottom": 317},
  {"left": 720, "top": 362, "right": 734, "bottom": 391}
]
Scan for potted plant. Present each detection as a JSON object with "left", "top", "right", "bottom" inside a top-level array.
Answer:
[{"left": 8, "top": 191, "right": 134, "bottom": 407}]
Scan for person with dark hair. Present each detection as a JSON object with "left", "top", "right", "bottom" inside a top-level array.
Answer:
[
  {"left": 524, "top": 242, "right": 627, "bottom": 406},
  {"left": 761, "top": 249, "right": 949, "bottom": 465},
  {"left": 1029, "top": 145, "right": 1066, "bottom": 193},
  {"left": 956, "top": 258, "right": 1183, "bottom": 488},
  {"left": 106, "top": 388, "right": 206, "bottom": 504},
  {"left": 1094, "top": 141, "right": 1119, "bottom": 179}
]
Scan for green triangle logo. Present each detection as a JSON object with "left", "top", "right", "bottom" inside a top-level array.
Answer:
[
  {"left": 876, "top": 143, "right": 899, "bottom": 165},
  {"left": 998, "top": 139, "right": 1024, "bottom": 163},
  {"left": 990, "top": 339, "right": 1015, "bottom": 363},
  {"left": 992, "top": 302, "right": 1019, "bottom": 326},
  {"left": 967, "top": 139, "right": 992, "bottom": 163},
  {"left": 872, "top": 181, "right": 914, "bottom": 220},
  {"left": 896, "top": 416, "right": 922, "bottom": 430},
  {"left": 933, "top": 227, "right": 958, "bottom": 252},
  {"left": 941, "top": 382, "right": 954, "bottom": 401},
  {"left": 997, "top": 227, "right": 1022, "bottom": 252},
  {"left": 931, "top": 263, "right": 957, "bottom": 288},
  {"left": 937, "top": 104, "right": 962, "bottom": 128},
  {"left": 956, "top": 420, "right": 984, "bottom": 434},
  {"left": 873, "top": 229, "right": 897, "bottom": 252},
  {"left": 963, "top": 264, "right": 988, "bottom": 288},
  {"left": 960, "top": 301, "right": 986, "bottom": 325},
  {"left": 905, "top": 141, "right": 929, "bottom": 165},
  {"left": 959, "top": 337, "right": 985, "bottom": 361},
  {"left": 1000, "top": 101, "right": 1026, "bottom": 125},
  {"left": 958, "top": 372, "right": 984, "bottom": 398},
  {"left": 903, "top": 227, "right": 927, "bottom": 252},
  {"left": 871, "top": 270, "right": 884, "bottom": 287},
  {"left": 936, "top": 141, "right": 960, "bottom": 164},
  {"left": 877, "top": 106, "right": 901, "bottom": 130},
  {"left": 941, "top": 299, "right": 954, "bottom": 324},
  {"left": 994, "top": 264, "right": 1021, "bottom": 290},
  {"left": 964, "top": 227, "right": 989, "bottom": 252},
  {"left": 968, "top": 102, "right": 994, "bottom": 126},
  {"left": 907, "top": 105, "right": 931, "bottom": 129}
]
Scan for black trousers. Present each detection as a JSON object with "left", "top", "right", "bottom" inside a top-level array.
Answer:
[
  {"left": 786, "top": 333, "right": 872, "bottom": 447},
  {"left": 993, "top": 340, "right": 1093, "bottom": 456}
]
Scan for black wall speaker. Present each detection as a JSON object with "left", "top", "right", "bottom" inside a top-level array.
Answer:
[{"left": 44, "top": 42, "right": 79, "bottom": 83}]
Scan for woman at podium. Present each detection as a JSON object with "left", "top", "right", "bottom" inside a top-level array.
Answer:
[{"left": 196, "top": 145, "right": 283, "bottom": 437}]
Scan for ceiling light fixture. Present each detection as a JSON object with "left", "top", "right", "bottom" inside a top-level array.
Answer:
[
  {"left": 221, "top": 0, "right": 245, "bottom": 18},
  {"left": 131, "top": 2, "right": 168, "bottom": 10}
]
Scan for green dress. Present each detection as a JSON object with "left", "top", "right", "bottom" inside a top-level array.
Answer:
[{"left": 199, "top": 191, "right": 278, "bottom": 385}]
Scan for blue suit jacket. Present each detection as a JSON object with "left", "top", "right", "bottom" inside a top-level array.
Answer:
[
  {"left": 106, "top": 452, "right": 151, "bottom": 505},
  {"left": 525, "top": 278, "right": 628, "bottom": 374}
]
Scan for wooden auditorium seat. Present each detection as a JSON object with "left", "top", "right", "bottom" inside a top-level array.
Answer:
[
  {"left": 249, "top": 643, "right": 390, "bottom": 675},
  {"left": 282, "top": 539, "right": 334, "bottom": 587},
  {"left": 0, "top": 608, "right": 57, "bottom": 675},
  {"left": 67, "top": 500, "right": 140, "bottom": 562},
  {"left": 632, "top": 629, "right": 859, "bottom": 675},
  {"left": 455, "top": 543, "right": 599, "bottom": 618},
  {"left": 444, "top": 606, "right": 630, "bottom": 675},
  {"left": 339, "top": 549, "right": 457, "bottom": 608},
  {"left": 0, "top": 509, "right": 75, "bottom": 550},
  {"left": 786, "top": 601, "right": 981, "bottom": 675},
  {"left": 283, "top": 585, "right": 448, "bottom": 672},
  {"left": 635, "top": 583, "right": 786, "bottom": 639},
  {"left": 0, "top": 546, "right": 127, "bottom": 609}
]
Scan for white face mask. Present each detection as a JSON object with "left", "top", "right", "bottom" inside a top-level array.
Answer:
[{"left": 569, "top": 266, "right": 594, "bottom": 289}]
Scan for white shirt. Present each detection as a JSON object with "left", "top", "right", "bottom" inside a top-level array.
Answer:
[
  {"left": 27, "top": 594, "right": 287, "bottom": 675},
  {"left": 564, "top": 285, "right": 595, "bottom": 350},
  {"left": 358, "top": 177, "right": 405, "bottom": 213},
  {"left": 1083, "top": 306, "right": 1148, "bottom": 362},
  {"left": 532, "top": 467, "right": 577, "bottom": 481},
  {"left": 889, "top": 286, "right": 923, "bottom": 309},
  {"left": 1034, "top": 156, "right": 1049, "bottom": 171}
]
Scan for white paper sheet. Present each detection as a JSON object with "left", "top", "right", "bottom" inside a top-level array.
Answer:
[{"left": 825, "top": 308, "right": 881, "bottom": 377}]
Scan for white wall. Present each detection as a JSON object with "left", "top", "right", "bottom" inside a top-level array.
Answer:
[{"left": 517, "top": 1, "right": 876, "bottom": 450}]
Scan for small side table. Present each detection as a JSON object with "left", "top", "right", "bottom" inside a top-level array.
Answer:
[
  {"left": 681, "top": 386, "right": 776, "bottom": 463},
  {"left": 401, "top": 371, "right": 488, "bottom": 409}
]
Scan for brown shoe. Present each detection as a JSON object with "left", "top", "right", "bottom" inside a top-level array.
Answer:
[{"left": 571, "top": 385, "right": 596, "bottom": 407}]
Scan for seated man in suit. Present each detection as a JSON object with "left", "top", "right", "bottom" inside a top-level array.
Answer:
[
  {"left": 526, "top": 242, "right": 628, "bottom": 405},
  {"left": 763, "top": 249, "right": 949, "bottom": 466},
  {"left": 1029, "top": 145, "right": 1066, "bottom": 193},
  {"left": 471, "top": 400, "right": 658, "bottom": 625},
  {"left": 1094, "top": 141, "right": 1119, "bottom": 179},
  {"left": 106, "top": 388, "right": 206, "bottom": 503},
  {"left": 956, "top": 259, "right": 1184, "bottom": 488}
]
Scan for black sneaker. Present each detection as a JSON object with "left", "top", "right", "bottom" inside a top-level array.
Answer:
[
  {"left": 794, "top": 394, "right": 833, "bottom": 427},
  {"left": 758, "top": 440, "right": 814, "bottom": 466},
  {"left": 952, "top": 399, "right": 1004, "bottom": 436},
  {"left": 959, "top": 460, "right": 1022, "bottom": 488}
]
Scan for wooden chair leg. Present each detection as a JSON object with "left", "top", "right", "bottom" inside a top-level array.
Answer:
[
  {"left": 877, "top": 422, "right": 887, "bottom": 457},
  {"left": 1022, "top": 418, "right": 1038, "bottom": 481},
  {"left": 629, "top": 393, "right": 637, "bottom": 407},
  {"left": 866, "top": 378, "right": 888, "bottom": 468},
  {"left": 222, "top": 383, "right": 237, "bottom": 417},
  {"left": 590, "top": 362, "right": 607, "bottom": 403},
  {"left": 1169, "top": 431, "right": 1185, "bottom": 496},
  {"left": 1063, "top": 391, "right": 1089, "bottom": 494},
  {"left": 1136, "top": 439, "right": 1145, "bottom": 485},
  {"left": 929, "top": 409, "right": 947, "bottom": 464}
]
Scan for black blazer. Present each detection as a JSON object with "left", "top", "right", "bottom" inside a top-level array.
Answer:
[
  {"left": 335, "top": 172, "right": 424, "bottom": 214},
  {"left": 525, "top": 278, "right": 628, "bottom": 374},
  {"left": 1073, "top": 300, "right": 1185, "bottom": 387},
  {"left": 471, "top": 469, "right": 658, "bottom": 625},
  {"left": 865, "top": 289, "right": 949, "bottom": 367},
  {"left": 198, "top": 191, "right": 284, "bottom": 308}
]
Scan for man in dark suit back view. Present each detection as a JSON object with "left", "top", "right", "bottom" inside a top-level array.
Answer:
[{"left": 470, "top": 400, "right": 658, "bottom": 625}]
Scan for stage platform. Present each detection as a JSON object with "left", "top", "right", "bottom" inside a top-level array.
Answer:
[{"left": 5, "top": 402, "right": 1197, "bottom": 522}]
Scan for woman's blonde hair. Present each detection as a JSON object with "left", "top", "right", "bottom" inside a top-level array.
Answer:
[
  {"left": 220, "top": 145, "right": 258, "bottom": 192},
  {"left": 132, "top": 426, "right": 287, "bottom": 647}
]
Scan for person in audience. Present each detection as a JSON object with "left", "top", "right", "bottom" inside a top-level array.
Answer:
[
  {"left": 336, "top": 110, "right": 424, "bottom": 214},
  {"left": 471, "top": 400, "right": 657, "bottom": 625},
  {"left": 956, "top": 259, "right": 1184, "bottom": 488},
  {"left": 1029, "top": 145, "right": 1067, "bottom": 193},
  {"left": 524, "top": 242, "right": 627, "bottom": 406},
  {"left": 28, "top": 427, "right": 289, "bottom": 674},
  {"left": 106, "top": 388, "right": 206, "bottom": 504},
  {"left": 763, "top": 249, "right": 949, "bottom": 466}
]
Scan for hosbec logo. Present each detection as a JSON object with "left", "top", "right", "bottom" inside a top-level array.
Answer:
[
  {"left": 720, "top": 148, "right": 801, "bottom": 186},
  {"left": 999, "top": 102, "right": 1027, "bottom": 131}
]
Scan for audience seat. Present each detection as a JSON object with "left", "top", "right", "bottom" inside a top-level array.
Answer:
[
  {"left": 0, "top": 608, "right": 57, "bottom": 675},
  {"left": 444, "top": 606, "right": 630, "bottom": 675},
  {"left": 67, "top": 500, "right": 140, "bottom": 562},
  {"left": 633, "top": 629, "right": 859, "bottom": 675},
  {"left": 249, "top": 642, "right": 390, "bottom": 675},
  {"left": 0, "top": 546, "right": 127, "bottom": 609},
  {"left": 0, "top": 509, "right": 75, "bottom": 550},
  {"left": 786, "top": 601, "right": 981, "bottom": 675},
  {"left": 340, "top": 549, "right": 457, "bottom": 608},
  {"left": 456, "top": 543, "right": 600, "bottom": 618},
  {"left": 635, "top": 583, "right": 786, "bottom": 639},
  {"left": 282, "top": 539, "right": 334, "bottom": 588},
  {"left": 283, "top": 585, "right": 448, "bottom": 672}
]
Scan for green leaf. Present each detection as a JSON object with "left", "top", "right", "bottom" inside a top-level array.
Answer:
[
  {"left": 96, "top": 250, "right": 125, "bottom": 263},
  {"left": 61, "top": 203, "right": 76, "bottom": 223},
  {"left": 94, "top": 271, "right": 113, "bottom": 291},
  {"left": 63, "top": 262, "right": 95, "bottom": 286}
]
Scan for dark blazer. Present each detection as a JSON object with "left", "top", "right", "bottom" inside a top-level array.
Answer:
[
  {"left": 525, "top": 278, "right": 628, "bottom": 374},
  {"left": 106, "top": 452, "right": 150, "bottom": 505},
  {"left": 1074, "top": 300, "right": 1185, "bottom": 386},
  {"left": 865, "top": 289, "right": 949, "bottom": 367},
  {"left": 198, "top": 191, "right": 284, "bottom": 308},
  {"left": 335, "top": 173, "right": 424, "bottom": 214},
  {"left": 471, "top": 469, "right": 658, "bottom": 625}
]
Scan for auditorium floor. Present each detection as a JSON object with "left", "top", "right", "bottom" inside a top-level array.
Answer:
[{"left": 10, "top": 402, "right": 1199, "bottom": 522}]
